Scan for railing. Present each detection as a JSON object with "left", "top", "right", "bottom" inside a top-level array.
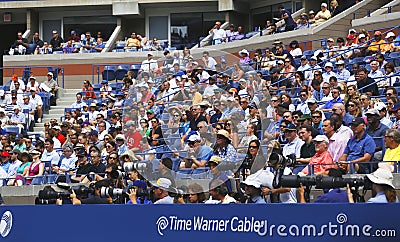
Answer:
[{"left": 0, "top": 65, "right": 65, "bottom": 88}]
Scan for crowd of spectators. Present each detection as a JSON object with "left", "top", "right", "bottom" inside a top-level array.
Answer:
[
  {"left": 9, "top": 30, "right": 106, "bottom": 55},
  {"left": 2, "top": 22, "right": 400, "bottom": 205}
]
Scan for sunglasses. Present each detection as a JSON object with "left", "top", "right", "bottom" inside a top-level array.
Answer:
[
  {"left": 249, "top": 146, "right": 258, "bottom": 149},
  {"left": 348, "top": 104, "right": 355, "bottom": 107},
  {"left": 312, "top": 116, "right": 321, "bottom": 119},
  {"left": 109, "top": 156, "right": 117, "bottom": 160}
]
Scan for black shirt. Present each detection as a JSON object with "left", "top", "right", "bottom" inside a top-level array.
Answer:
[
  {"left": 76, "top": 163, "right": 95, "bottom": 176},
  {"left": 11, "top": 38, "right": 28, "bottom": 49},
  {"left": 50, "top": 36, "right": 64, "bottom": 51},
  {"left": 189, "top": 115, "right": 207, "bottom": 131},
  {"left": 357, "top": 78, "right": 379, "bottom": 96},
  {"left": 300, "top": 141, "right": 316, "bottom": 159}
]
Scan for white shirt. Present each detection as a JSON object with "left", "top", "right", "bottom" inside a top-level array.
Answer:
[
  {"left": 283, "top": 137, "right": 304, "bottom": 158},
  {"left": 140, "top": 59, "right": 158, "bottom": 72},
  {"left": 211, "top": 28, "right": 226, "bottom": 40}
]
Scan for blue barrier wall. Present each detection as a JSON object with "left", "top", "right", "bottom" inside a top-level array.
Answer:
[{"left": 0, "top": 204, "right": 398, "bottom": 242}]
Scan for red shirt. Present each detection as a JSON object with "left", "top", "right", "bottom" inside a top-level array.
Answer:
[
  {"left": 126, "top": 131, "right": 142, "bottom": 149},
  {"left": 82, "top": 87, "right": 96, "bottom": 99},
  {"left": 57, "top": 133, "right": 66, "bottom": 145}
]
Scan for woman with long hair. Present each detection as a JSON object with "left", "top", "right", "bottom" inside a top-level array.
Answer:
[
  {"left": 139, "top": 118, "right": 151, "bottom": 138},
  {"left": 7, "top": 151, "right": 32, "bottom": 186},
  {"left": 213, "top": 129, "right": 238, "bottom": 162},
  {"left": 347, "top": 99, "right": 362, "bottom": 117},
  {"left": 231, "top": 63, "right": 245, "bottom": 87},
  {"left": 280, "top": 93, "right": 295, "bottom": 112},
  {"left": 289, "top": 40, "right": 302, "bottom": 58},
  {"left": 15, "top": 150, "right": 44, "bottom": 186},
  {"left": 245, "top": 139, "right": 266, "bottom": 174},
  {"left": 343, "top": 84, "right": 360, "bottom": 111},
  {"left": 179, "top": 110, "right": 191, "bottom": 135}
]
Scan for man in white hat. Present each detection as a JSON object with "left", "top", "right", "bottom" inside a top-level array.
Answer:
[
  {"left": 299, "top": 135, "right": 334, "bottom": 176},
  {"left": 8, "top": 105, "right": 25, "bottom": 133},
  {"left": 335, "top": 60, "right": 350, "bottom": 83},
  {"left": 139, "top": 52, "right": 158, "bottom": 77},
  {"left": 348, "top": 167, "right": 397, "bottom": 203},
  {"left": 43, "top": 72, "right": 59, "bottom": 97},
  {"left": 315, "top": 2, "right": 331, "bottom": 23},
  {"left": 115, "top": 134, "right": 128, "bottom": 156},
  {"left": 183, "top": 134, "right": 213, "bottom": 168},
  {"left": 153, "top": 178, "right": 174, "bottom": 204},
  {"left": 322, "top": 62, "right": 337, "bottom": 83}
]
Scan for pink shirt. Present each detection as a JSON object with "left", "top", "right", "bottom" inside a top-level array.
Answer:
[
  {"left": 328, "top": 132, "right": 348, "bottom": 163},
  {"left": 302, "top": 150, "right": 334, "bottom": 175}
]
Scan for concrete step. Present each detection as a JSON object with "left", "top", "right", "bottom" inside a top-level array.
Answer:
[
  {"left": 35, "top": 123, "right": 44, "bottom": 127},
  {"left": 49, "top": 109, "right": 65, "bottom": 115},
  {"left": 33, "top": 127, "right": 45, "bottom": 133}
]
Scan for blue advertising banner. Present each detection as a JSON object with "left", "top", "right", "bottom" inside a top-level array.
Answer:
[{"left": 0, "top": 204, "right": 398, "bottom": 242}]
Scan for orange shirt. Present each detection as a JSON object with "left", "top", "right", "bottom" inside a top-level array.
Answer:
[{"left": 301, "top": 150, "right": 334, "bottom": 175}]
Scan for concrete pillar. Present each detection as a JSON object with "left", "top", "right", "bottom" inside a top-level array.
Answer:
[
  {"left": 219, "top": 0, "right": 234, "bottom": 11},
  {"left": 113, "top": 1, "right": 140, "bottom": 15},
  {"left": 26, "top": 9, "right": 39, "bottom": 39}
]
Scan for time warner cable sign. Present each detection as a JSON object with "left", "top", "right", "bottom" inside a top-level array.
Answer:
[
  {"left": 156, "top": 213, "right": 397, "bottom": 237},
  {"left": 0, "top": 204, "right": 399, "bottom": 242}
]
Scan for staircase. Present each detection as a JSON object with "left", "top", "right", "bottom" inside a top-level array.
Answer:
[{"left": 29, "top": 89, "right": 80, "bottom": 136}]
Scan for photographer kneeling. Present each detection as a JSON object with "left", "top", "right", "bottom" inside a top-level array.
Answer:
[
  {"left": 347, "top": 168, "right": 398, "bottom": 203},
  {"left": 70, "top": 180, "right": 112, "bottom": 204}
]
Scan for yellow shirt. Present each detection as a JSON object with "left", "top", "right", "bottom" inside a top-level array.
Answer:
[
  {"left": 192, "top": 92, "right": 202, "bottom": 104},
  {"left": 383, "top": 145, "right": 400, "bottom": 162},
  {"left": 367, "top": 39, "right": 385, "bottom": 52},
  {"left": 126, "top": 38, "right": 141, "bottom": 47}
]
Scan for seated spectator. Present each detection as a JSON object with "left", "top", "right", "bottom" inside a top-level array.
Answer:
[
  {"left": 347, "top": 99, "right": 362, "bottom": 118},
  {"left": 299, "top": 135, "right": 334, "bottom": 175},
  {"left": 14, "top": 150, "right": 44, "bottom": 186},
  {"left": 10, "top": 31, "right": 28, "bottom": 55},
  {"left": 42, "top": 72, "right": 59, "bottom": 100},
  {"left": 365, "top": 109, "right": 390, "bottom": 161},
  {"left": 213, "top": 130, "right": 238, "bottom": 162},
  {"left": 314, "top": 3, "right": 331, "bottom": 23},
  {"left": 54, "top": 144, "right": 76, "bottom": 174},
  {"left": 367, "top": 31, "right": 386, "bottom": 55},
  {"left": 26, "top": 76, "right": 39, "bottom": 93},
  {"left": 232, "top": 25, "right": 245, "bottom": 41},
  {"left": 50, "top": 30, "right": 64, "bottom": 51},
  {"left": 225, "top": 24, "right": 236, "bottom": 41},
  {"left": 8, "top": 106, "right": 25, "bottom": 133},
  {"left": 335, "top": 60, "right": 350, "bottom": 83},
  {"left": 125, "top": 32, "right": 141, "bottom": 50},
  {"left": 37, "top": 41, "right": 52, "bottom": 54},
  {"left": 68, "top": 30, "right": 81, "bottom": 43},
  {"left": 356, "top": 67, "right": 379, "bottom": 97},
  {"left": 295, "top": 124, "right": 316, "bottom": 174},
  {"left": 289, "top": 40, "right": 302, "bottom": 58},
  {"left": 381, "top": 129, "right": 400, "bottom": 171},
  {"left": 81, "top": 32, "right": 96, "bottom": 51},
  {"left": 90, "top": 38, "right": 105, "bottom": 53},
  {"left": 63, "top": 40, "right": 78, "bottom": 54},
  {"left": 82, "top": 80, "right": 96, "bottom": 100},
  {"left": 71, "top": 149, "right": 94, "bottom": 183},
  {"left": 71, "top": 93, "right": 86, "bottom": 109},
  {"left": 153, "top": 178, "right": 174, "bottom": 204},
  {"left": 295, "top": 15, "right": 311, "bottom": 30},
  {"left": 330, "top": 0, "right": 342, "bottom": 17},
  {"left": 322, "top": 118, "right": 347, "bottom": 163},
  {"left": 182, "top": 134, "right": 213, "bottom": 168},
  {"left": 149, "top": 37, "right": 163, "bottom": 51},
  {"left": 339, "top": 117, "right": 376, "bottom": 174},
  {"left": 30, "top": 32, "right": 44, "bottom": 49}
]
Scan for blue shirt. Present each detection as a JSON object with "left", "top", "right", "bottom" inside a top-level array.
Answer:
[
  {"left": 366, "top": 123, "right": 389, "bottom": 147},
  {"left": 41, "top": 150, "right": 60, "bottom": 166},
  {"left": 343, "top": 113, "right": 354, "bottom": 126},
  {"left": 323, "top": 97, "right": 344, "bottom": 109},
  {"left": 367, "top": 191, "right": 388, "bottom": 203},
  {"left": 344, "top": 132, "right": 376, "bottom": 162},
  {"left": 314, "top": 188, "right": 348, "bottom": 203},
  {"left": 0, "top": 162, "right": 10, "bottom": 173},
  {"left": 196, "top": 145, "right": 213, "bottom": 162},
  {"left": 281, "top": 9, "right": 296, "bottom": 27},
  {"left": 71, "top": 101, "right": 86, "bottom": 109}
]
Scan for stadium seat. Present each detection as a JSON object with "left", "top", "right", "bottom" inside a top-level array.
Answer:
[
  {"left": 349, "top": 57, "right": 365, "bottom": 66},
  {"left": 102, "top": 65, "right": 117, "bottom": 81},
  {"left": 93, "top": 84, "right": 101, "bottom": 91},
  {"left": 115, "top": 65, "right": 130, "bottom": 80},
  {"left": 303, "top": 50, "right": 315, "bottom": 59},
  {"left": 389, "top": 52, "right": 400, "bottom": 66}
]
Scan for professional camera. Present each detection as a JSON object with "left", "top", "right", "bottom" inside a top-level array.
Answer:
[
  {"left": 315, "top": 176, "right": 372, "bottom": 190},
  {"left": 269, "top": 153, "right": 296, "bottom": 167},
  {"left": 38, "top": 189, "right": 71, "bottom": 200},
  {"left": 110, "top": 170, "right": 126, "bottom": 180},
  {"left": 99, "top": 187, "right": 152, "bottom": 198},
  {"left": 280, "top": 175, "right": 372, "bottom": 190},
  {"left": 281, "top": 175, "right": 317, "bottom": 188},
  {"left": 123, "top": 162, "right": 153, "bottom": 174},
  {"left": 35, "top": 197, "right": 57, "bottom": 205}
]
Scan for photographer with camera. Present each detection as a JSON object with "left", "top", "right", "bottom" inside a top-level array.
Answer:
[
  {"left": 264, "top": 144, "right": 297, "bottom": 203},
  {"left": 347, "top": 167, "right": 398, "bottom": 203},
  {"left": 70, "top": 180, "right": 112, "bottom": 204},
  {"left": 298, "top": 168, "right": 349, "bottom": 203},
  {"left": 282, "top": 124, "right": 304, "bottom": 174},
  {"left": 208, "top": 156, "right": 233, "bottom": 193},
  {"left": 126, "top": 179, "right": 152, "bottom": 205},
  {"left": 241, "top": 173, "right": 266, "bottom": 204}
]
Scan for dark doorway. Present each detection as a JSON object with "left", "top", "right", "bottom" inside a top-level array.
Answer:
[{"left": 0, "top": 24, "right": 26, "bottom": 85}]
